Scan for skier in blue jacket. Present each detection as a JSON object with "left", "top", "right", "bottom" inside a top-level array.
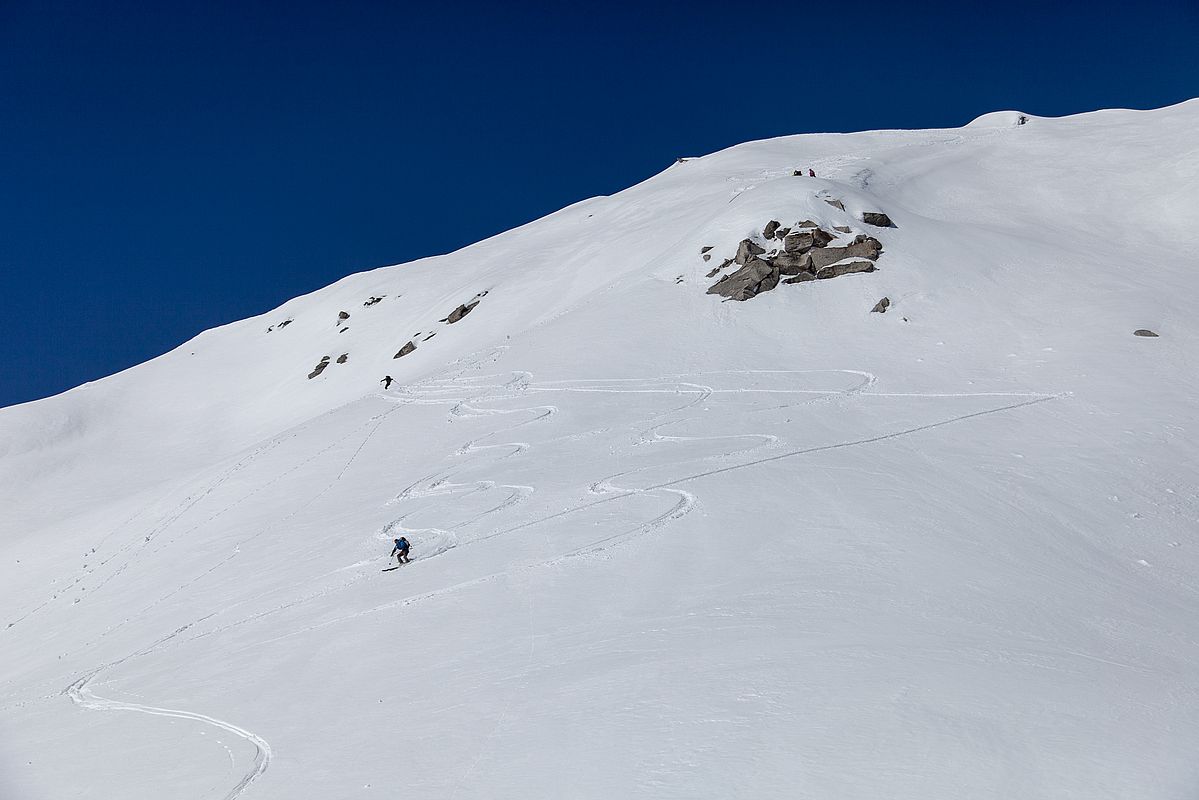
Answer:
[{"left": 391, "top": 536, "right": 411, "bottom": 565}]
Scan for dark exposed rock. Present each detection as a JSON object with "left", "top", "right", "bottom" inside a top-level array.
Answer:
[
  {"left": 706, "top": 258, "right": 734, "bottom": 278},
  {"left": 336, "top": 353, "right": 349, "bottom": 364},
  {"left": 424, "top": 333, "right": 436, "bottom": 341},
  {"left": 816, "top": 260, "right": 876, "bottom": 279},
  {"left": 871, "top": 297, "right": 890, "bottom": 313},
  {"left": 708, "top": 219, "right": 883, "bottom": 299},
  {"left": 278, "top": 319, "right": 292, "bottom": 329},
  {"left": 807, "top": 235, "right": 882, "bottom": 268},
  {"left": 700, "top": 246, "right": 713, "bottom": 254},
  {"left": 707, "top": 258, "right": 779, "bottom": 301},
  {"left": 824, "top": 198, "right": 846, "bottom": 211},
  {"left": 782, "top": 272, "right": 817, "bottom": 284},
  {"left": 792, "top": 169, "right": 804, "bottom": 176},
  {"left": 809, "top": 248, "right": 852, "bottom": 270},
  {"left": 862, "top": 211, "right": 895, "bottom": 228},
  {"left": 784, "top": 228, "right": 835, "bottom": 253},
  {"left": 364, "top": 296, "right": 385, "bottom": 307},
  {"left": 834, "top": 225, "right": 852, "bottom": 233},
  {"left": 1133, "top": 329, "right": 1159, "bottom": 337},
  {"left": 308, "top": 356, "right": 331, "bottom": 379},
  {"left": 735, "top": 239, "right": 766, "bottom": 265},
  {"left": 702, "top": 253, "right": 712, "bottom": 262},
  {"left": 394, "top": 341, "right": 417, "bottom": 358},
  {"left": 845, "top": 234, "right": 884, "bottom": 259},
  {"left": 337, "top": 311, "right": 350, "bottom": 322},
  {"left": 770, "top": 251, "right": 814, "bottom": 276},
  {"left": 440, "top": 300, "right": 480, "bottom": 324}
]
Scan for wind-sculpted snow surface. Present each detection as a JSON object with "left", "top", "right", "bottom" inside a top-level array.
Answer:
[{"left": 3, "top": 102, "right": 1199, "bottom": 799}]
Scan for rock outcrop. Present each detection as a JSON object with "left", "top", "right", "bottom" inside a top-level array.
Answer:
[
  {"left": 308, "top": 357, "right": 330, "bottom": 379},
  {"left": 336, "top": 353, "right": 349, "bottom": 364},
  {"left": 771, "top": 251, "right": 813, "bottom": 275},
  {"left": 394, "top": 341, "right": 416, "bottom": 358},
  {"left": 337, "top": 311, "right": 350, "bottom": 322},
  {"left": 735, "top": 239, "right": 766, "bottom": 265},
  {"left": 861, "top": 211, "right": 895, "bottom": 228},
  {"left": 809, "top": 234, "right": 882, "bottom": 265},
  {"left": 706, "top": 218, "right": 886, "bottom": 301},
  {"left": 871, "top": 297, "right": 890, "bottom": 313},
  {"left": 441, "top": 300, "right": 479, "bottom": 324},
  {"left": 816, "top": 260, "right": 875, "bottom": 279},
  {"left": 364, "top": 296, "right": 385, "bottom": 307},
  {"left": 706, "top": 258, "right": 779, "bottom": 301},
  {"left": 783, "top": 228, "right": 834, "bottom": 252},
  {"left": 1134, "top": 329, "right": 1159, "bottom": 337}
]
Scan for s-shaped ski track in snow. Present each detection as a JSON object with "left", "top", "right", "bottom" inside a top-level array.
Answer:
[
  {"left": 215, "top": 370, "right": 1063, "bottom": 652},
  {"left": 67, "top": 672, "right": 271, "bottom": 800},
  {"left": 45, "top": 403, "right": 403, "bottom": 798}
]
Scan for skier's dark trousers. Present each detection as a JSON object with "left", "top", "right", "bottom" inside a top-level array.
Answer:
[{"left": 391, "top": 536, "right": 411, "bottom": 564}]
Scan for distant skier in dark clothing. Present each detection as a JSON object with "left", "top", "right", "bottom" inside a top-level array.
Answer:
[
  {"left": 808, "top": 168, "right": 816, "bottom": 177},
  {"left": 381, "top": 375, "right": 394, "bottom": 390},
  {"left": 391, "top": 536, "right": 411, "bottom": 565}
]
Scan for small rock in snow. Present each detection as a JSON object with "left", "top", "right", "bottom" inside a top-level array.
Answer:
[
  {"left": 861, "top": 211, "right": 896, "bottom": 228},
  {"left": 308, "top": 356, "right": 331, "bottom": 379}
]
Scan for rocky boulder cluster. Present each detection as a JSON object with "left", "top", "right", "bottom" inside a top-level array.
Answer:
[{"left": 706, "top": 218, "right": 885, "bottom": 301}]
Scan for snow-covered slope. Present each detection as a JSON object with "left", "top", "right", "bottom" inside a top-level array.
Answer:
[{"left": 3, "top": 101, "right": 1199, "bottom": 799}]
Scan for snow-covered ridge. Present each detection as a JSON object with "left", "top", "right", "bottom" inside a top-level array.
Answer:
[{"left": 2, "top": 100, "right": 1198, "bottom": 799}]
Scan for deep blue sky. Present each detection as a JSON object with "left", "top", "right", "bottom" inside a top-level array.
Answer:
[{"left": 1, "top": 1, "right": 1196, "bottom": 408}]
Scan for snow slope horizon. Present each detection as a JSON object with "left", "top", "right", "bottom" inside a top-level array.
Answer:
[{"left": 3, "top": 100, "right": 1199, "bottom": 799}]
